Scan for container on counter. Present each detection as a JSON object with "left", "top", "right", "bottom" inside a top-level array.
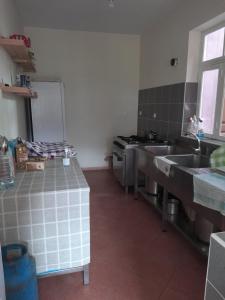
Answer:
[
  {"left": 0, "top": 136, "right": 15, "bottom": 190},
  {"left": 16, "top": 141, "right": 28, "bottom": 170},
  {"left": 26, "top": 161, "right": 45, "bottom": 171}
]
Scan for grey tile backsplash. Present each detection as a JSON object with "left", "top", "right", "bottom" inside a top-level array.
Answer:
[
  {"left": 182, "top": 82, "right": 198, "bottom": 135},
  {"left": 137, "top": 82, "right": 198, "bottom": 140}
]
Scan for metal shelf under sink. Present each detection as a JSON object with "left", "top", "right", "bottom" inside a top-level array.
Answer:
[{"left": 138, "top": 187, "right": 209, "bottom": 256}]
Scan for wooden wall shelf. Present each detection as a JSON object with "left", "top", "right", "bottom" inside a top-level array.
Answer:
[
  {"left": 0, "top": 85, "right": 37, "bottom": 98},
  {"left": 0, "top": 38, "right": 36, "bottom": 72}
]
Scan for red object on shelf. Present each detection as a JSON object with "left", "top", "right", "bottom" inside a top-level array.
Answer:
[{"left": 10, "top": 34, "right": 31, "bottom": 48}]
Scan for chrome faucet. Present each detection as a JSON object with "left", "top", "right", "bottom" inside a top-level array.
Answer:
[{"left": 187, "top": 132, "right": 201, "bottom": 154}]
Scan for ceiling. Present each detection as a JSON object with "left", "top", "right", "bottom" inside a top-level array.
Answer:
[{"left": 14, "top": 0, "right": 181, "bottom": 34}]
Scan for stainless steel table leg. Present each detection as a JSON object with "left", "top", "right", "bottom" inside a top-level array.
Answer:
[
  {"left": 83, "top": 264, "right": 89, "bottom": 285},
  {"left": 134, "top": 173, "right": 138, "bottom": 199},
  {"left": 134, "top": 160, "right": 138, "bottom": 199},
  {"left": 162, "top": 189, "right": 168, "bottom": 232},
  {"left": 134, "top": 188, "right": 138, "bottom": 199}
]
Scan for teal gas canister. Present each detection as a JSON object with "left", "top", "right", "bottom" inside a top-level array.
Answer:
[{"left": 2, "top": 243, "right": 39, "bottom": 300}]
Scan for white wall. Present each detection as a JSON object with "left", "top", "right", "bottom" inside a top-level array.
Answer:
[
  {"left": 0, "top": 0, "right": 26, "bottom": 139},
  {"left": 140, "top": 0, "right": 225, "bottom": 89},
  {"left": 25, "top": 27, "right": 140, "bottom": 168}
]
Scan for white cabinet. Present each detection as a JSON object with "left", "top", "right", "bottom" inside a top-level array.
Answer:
[{"left": 205, "top": 232, "right": 225, "bottom": 300}]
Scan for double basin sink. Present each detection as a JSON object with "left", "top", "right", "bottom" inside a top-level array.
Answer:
[
  {"left": 135, "top": 144, "right": 211, "bottom": 209},
  {"left": 136, "top": 143, "right": 225, "bottom": 233},
  {"left": 143, "top": 145, "right": 210, "bottom": 170}
]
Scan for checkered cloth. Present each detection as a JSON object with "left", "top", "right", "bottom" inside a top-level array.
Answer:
[
  {"left": 23, "top": 140, "right": 77, "bottom": 159},
  {"left": 210, "top": 145, "right": 225, "bottom": 168}
]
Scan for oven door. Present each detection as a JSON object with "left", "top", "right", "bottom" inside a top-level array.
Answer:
[{"left": 113, "top": 150, "right": 125, "bottom": 186}]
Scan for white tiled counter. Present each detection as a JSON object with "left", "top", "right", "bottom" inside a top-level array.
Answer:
[
  {"left": 0, "top": 244, "right": 5, "bottom": 300},
  {"left": 205, "top": 232, "right": 225, "bottom": 300},
  {"left": 0, "top": 159, "right": 90, "bottom": 283}
]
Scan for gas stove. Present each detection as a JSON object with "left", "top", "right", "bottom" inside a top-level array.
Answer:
[
  {"left": 112, "top": 135, "right": 166, "bottom": 192},
  {"left": 117, "top": 135, "right": 150, "bottom": 144},
  {"left": 115, "top": 135, "right": 164, "bottom": 149}
]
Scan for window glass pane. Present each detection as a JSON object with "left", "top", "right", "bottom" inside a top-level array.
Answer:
[
  {"left": 203, "top": 28, "right": 225, "bottom": 61},
  {"left": 220, "top": 95, "right": 225, "bottom": 136},
  {"left": 199, "top": 69, "right": 219, "bottom": 134}
]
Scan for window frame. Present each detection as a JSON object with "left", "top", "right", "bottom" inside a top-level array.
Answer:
[{"left": 197, "top": 22, "right": 225, "bottom": 141}]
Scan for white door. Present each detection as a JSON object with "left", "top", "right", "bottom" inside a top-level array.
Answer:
[{"left": 31, "top": 82, "right": 65, "bottom": 142}]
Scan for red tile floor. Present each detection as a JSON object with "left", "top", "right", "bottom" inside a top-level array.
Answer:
[{"left": 39, "top": 170, "right": 207, "bottom": 300}]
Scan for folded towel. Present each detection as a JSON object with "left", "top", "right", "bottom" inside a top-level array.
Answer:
[
  {"left": 154, "top": 156, "right": 177, "bottom": 177},
  {"left": 210, "top": 145, "right": 225, "bottom": 168},
  {"left": 216, "top": 166, "right": 225, "bottom": 174},
  {"left": 193, "top": 172, "right": 225, "bottom": 215}
]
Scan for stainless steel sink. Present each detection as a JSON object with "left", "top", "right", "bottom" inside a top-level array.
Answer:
[
  {"left": 144, "top": 145, "right": 190, "bottom": 156},
  {"left": 135, "top": 143, "right": 225, "bottom": 237},
  {"left": 165, "top": 154, "right": 210, "bottom": 168},
  {"left": 135, "top": 145, "right": 192, "bottom": 179}
]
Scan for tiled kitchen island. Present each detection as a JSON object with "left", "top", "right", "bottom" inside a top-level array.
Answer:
[{"left": 0, "top": 159, "right": 90, "bottom": 284}]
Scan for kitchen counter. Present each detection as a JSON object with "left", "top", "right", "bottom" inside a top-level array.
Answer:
[{"left": 0, "top": 158, "right": 90, "bottom": 283}]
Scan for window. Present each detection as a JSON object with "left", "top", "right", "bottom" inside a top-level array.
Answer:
[
  {"left": 198, "top": 24, "right": 225, "bottom": 140},
  {"left": 203, "top": 28, "right": 224, "bottom": 62},
  {"left": 199, "top": 69, "right": 219, "bottom": 134}
]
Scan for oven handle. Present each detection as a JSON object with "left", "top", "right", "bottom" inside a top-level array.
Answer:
[
  {"left": 113, "top": 152, "right": 123, "bottom": 162},
  {"left": 113, "top": 141, "right": 125, "bottom": 149}
]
